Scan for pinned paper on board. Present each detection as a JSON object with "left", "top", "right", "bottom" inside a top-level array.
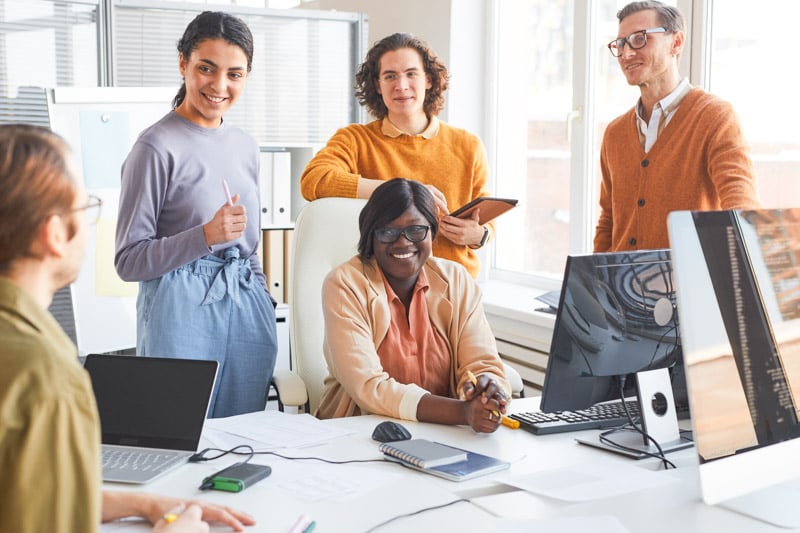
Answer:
[
  {"left": 79, "top": 110, "right": 131, "bottom": 189},
  {"left": 95, "top": 218, "right": 138, "bottom": 298}
]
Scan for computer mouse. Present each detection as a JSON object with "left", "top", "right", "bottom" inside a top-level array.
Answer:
[{"left": 371, "top": 421, "right": 412, "bottom": 443}]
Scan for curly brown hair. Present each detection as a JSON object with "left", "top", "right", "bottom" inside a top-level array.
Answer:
[{"left": 355, "top": 33, "right": 449, "bottom": 119}]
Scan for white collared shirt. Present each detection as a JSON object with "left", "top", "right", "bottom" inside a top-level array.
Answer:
[{"left": 636, "top": 78, "right": 692, "bottom": 153}]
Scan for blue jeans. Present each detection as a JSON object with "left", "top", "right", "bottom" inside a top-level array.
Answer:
[{"left": 136, "top": 247, "right": 277, "bottom": 418}]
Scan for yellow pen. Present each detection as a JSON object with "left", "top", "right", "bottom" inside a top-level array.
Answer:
[
  {"left": 465, "top": 370, "right": 519, "bottom": 429},
  {"left": 162, "top": 504, "right": 185, "bottom": 524}
]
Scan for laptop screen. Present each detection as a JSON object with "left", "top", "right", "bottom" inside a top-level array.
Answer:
[{"left": 84, "top": 354, "right": 218, "bottom": 451}]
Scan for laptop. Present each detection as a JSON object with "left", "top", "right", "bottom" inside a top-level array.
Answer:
[{"left": 83, "top": 354, "right": 218, "bottom": 484}]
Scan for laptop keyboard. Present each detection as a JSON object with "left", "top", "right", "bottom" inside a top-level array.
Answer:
[
  {"left": 509, "top": 400, "right": 640, "bottom": 435},
  {"left": 102, "top": 448, "right": 185, "bottom": 474}
]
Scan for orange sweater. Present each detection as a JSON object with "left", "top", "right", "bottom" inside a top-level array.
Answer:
[
  {"left": 300, "top": 119, "right": 490, "bottom": 277},
  {"left": 595, "top": 88, "right": 760, "bottom": 252}
]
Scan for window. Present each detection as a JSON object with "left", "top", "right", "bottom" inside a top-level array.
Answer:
[
  {"left": 112, "top": 1, "right": 364, "bottom": 145},
  {"left": 707, "top": 1, "right": 800, "bottom": 207},
  {"left": 490, "top": 0, "right": 678, "bottom": 284},
  {"left": 0, "top": 0, "right": 99, "bottom": 126}
]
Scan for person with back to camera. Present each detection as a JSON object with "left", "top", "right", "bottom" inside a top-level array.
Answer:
[
  {"left": 300, "top": 32, "right": 492, "bottom": 278},
  {"left": 595, "top": 0, "right": 760, "bottom": 252},
  {"left": 0, "top": 124, "right": 256, "bottom": 533},
  {"left": 115, "top": 11, "right": 277, "bottom": 418},
  {"left": 316, "top": 178, "right": 510, "bottom": 432}
]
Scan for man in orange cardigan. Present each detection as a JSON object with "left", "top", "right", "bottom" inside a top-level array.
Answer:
[{"left": 595, "top": 1, "right": 760, "bottom": 252}]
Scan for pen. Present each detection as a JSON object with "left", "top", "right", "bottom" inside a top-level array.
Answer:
[
  {"left": 466, "top": 370, "right": 519, "bottom": 429},
  {"left": 162, "top": 503, "right": 185, "bottom": 524},
  {"left": 222, "top": 178, "right": 234, "bottom": 206},
  {"left": 288, "top": 514, "right": 316, "bottom": 533}
]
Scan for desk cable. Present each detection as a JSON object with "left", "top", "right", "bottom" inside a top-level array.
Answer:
[
  {"left": 595, "top": 379, "right": 679, "bottom": 469},
  {"left": 189, "top": 446, "right": 492, "bottom": 531},
  {"left": 362, "top": 498, "right": 470, "bottom": 533},
  {"left": 189, "top": 444, "right": 387, "bottom": 465}
]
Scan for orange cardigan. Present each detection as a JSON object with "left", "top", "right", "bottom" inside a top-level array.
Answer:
[
  {"left": 300, "top": 119, "right": 491, "bottom": 277},
  {"left": 595, "top": 88, "right": 760, "bottom": 252}
]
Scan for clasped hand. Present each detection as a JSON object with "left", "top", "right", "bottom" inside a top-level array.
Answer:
[{"left": 462, "top": 374, "right": 508, "bottom": 433}]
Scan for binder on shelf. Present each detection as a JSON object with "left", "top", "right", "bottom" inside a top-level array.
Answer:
[
  {"left": 272, "top": 151, "right": 291, "bottom": 227},
  {"left": 263, "top": 229, "right": 285, "bottom": 303},
  {"left": 259, "top": 149, "right": 292, "bottom": 229}
]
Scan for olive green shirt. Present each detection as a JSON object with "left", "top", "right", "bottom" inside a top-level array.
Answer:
[{"left": 0, "top": 279, "right": 101, "bottom": 533}]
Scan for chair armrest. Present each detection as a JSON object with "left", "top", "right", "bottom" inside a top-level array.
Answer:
[
  {"left": 502, "top": 362, "right": 525, "bottom": 399},
  {"left": 271, "top": 369, "right": 310, "bottom": 412}
]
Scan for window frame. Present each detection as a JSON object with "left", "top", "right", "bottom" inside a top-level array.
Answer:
[{"left": 484, "top": 0, "right": 701, "bottom": 290}]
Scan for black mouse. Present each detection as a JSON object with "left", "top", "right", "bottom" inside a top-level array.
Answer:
[{"left": 371, "top": 421, "right": 412, "bottom": 443}]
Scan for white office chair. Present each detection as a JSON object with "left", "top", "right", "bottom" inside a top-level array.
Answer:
[{"left": 271, "top": 197, "right": 524, "bottom": 414}]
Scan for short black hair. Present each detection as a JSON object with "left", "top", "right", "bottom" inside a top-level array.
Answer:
[{"left": 358, "top": 178, "right": 438, "bottom": 260}]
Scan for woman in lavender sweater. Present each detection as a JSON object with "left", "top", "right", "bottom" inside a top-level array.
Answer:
[{"left": 115, "top": 11, "right": 276, "bottom": 418}]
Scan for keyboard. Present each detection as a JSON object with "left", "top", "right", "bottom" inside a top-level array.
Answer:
[
  {"left": 509, "top": 400, "right": 640, "bottom": 435},
  {"left": 102, "top": 448, "right": 185, "bottom": 474}
]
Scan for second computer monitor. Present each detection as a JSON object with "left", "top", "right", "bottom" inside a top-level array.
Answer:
[{"left": 540, "top": 249, "right": 687, "bottom": 415}]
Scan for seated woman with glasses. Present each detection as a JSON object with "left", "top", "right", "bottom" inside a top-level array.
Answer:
[{"left": 316, "top": 178, "right": 510, "bottom": 433}]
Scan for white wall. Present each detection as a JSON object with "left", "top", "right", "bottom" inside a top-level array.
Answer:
[{"left": 300, "top": 0, "right": 489, "bottom": 142}]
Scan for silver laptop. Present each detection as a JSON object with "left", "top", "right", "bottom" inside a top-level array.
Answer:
[{"left": 84, "top": 354, "right": 218, "bottom": 484}]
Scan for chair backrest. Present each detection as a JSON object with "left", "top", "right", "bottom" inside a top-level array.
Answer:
[{"left": 288, "top": 197, "right": 368, "bottom": 413}]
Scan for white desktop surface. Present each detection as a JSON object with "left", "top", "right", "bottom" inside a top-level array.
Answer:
[{"left": 100, "top": 397, "right": 798, "bottom": 532}]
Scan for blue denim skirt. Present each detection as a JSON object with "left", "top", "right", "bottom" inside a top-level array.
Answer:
[{"left": 136, "top": 247, "right": 277, "bottom": 418}]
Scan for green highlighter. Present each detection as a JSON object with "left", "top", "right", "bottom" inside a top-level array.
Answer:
[{"left": 200, "top": 462, "right": 272, "bottom": 493}]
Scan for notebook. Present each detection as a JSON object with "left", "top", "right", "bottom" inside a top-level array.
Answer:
[
  {"left": 379, "top": 439, "right": 468, "bottom": 468},
  {"left": 83, "top": 354, "right": 218, "bottom": 484},
  {"left": 381, "top": 440, "right": 510, "bottom": 482}
]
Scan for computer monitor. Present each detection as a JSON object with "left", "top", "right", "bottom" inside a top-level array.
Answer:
[
  {"left": 540, "top": 249, "right": 692, "bottom": 457},
  {"left": 669, "top": 208, "right": 800, "bottom": 528}
]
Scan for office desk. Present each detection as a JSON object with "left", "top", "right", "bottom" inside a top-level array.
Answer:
[{"left": 101, "top": 398, "right": 795, "bottom": 532}]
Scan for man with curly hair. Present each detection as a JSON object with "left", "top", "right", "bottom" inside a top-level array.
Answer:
[{"left": 300, "top": 33, "right": 492, "bottom": 278}]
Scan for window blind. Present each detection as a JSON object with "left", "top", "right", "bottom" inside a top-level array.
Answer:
[
  {"left": 0, "top": 0, "right": 99, "bottom": 126},
  {"left": 112, "top": 1, "right": 364, "bottom": 144}
]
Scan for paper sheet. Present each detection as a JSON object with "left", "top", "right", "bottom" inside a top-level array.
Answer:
[
  {"left": 202, "top": 411, "right": 356, "bottom": 450},
  {"left": 496, "top": 515, "right": 630, "bottom": 533},
  {"left": 505, "top": 458, "right": 677, "bottom": 502}
]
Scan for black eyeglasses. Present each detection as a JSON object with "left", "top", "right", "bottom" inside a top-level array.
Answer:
[
  {"left": 374, "top": 225, "right": 430, "bottom": 244},
  {"left": 608, "top": 27, "right": 667, "bottom": 57},
  {"left": 72, "top": 194, "right": 103, "bottom": 226}
]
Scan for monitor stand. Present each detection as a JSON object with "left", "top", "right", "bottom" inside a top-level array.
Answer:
[{"left": 576, "top": 368, "right": 694, "bottom": 459}]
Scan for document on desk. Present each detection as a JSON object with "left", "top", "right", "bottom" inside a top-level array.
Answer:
[
  {"left": 505, "top": 459, "right": 677, "bottom": 502},
  {"left": 203, "top": 411, "right": 355, "bottom": 450},
  {"left": 497, "top": 515, "right": 630, "bottom": 533}
]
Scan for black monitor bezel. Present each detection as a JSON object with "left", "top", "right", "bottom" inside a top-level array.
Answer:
[{"left": 539, "top": 249, "right": 689, "bottom": 415}]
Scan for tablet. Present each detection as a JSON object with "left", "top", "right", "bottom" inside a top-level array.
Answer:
[{"left": 449, "top": 197, "right": 518, "bottom": 225}]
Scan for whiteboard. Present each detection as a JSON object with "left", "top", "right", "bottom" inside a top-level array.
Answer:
[{"left": 47, "top": 87, "right": 175, "bottom": 355}]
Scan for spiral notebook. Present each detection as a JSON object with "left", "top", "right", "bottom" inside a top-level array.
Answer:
[
  {"left": 379, "top": 439, "right": 467, "bottom": 468},
  {"left": 380, "top": 439, "right": 510, "bottom": 482}
]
